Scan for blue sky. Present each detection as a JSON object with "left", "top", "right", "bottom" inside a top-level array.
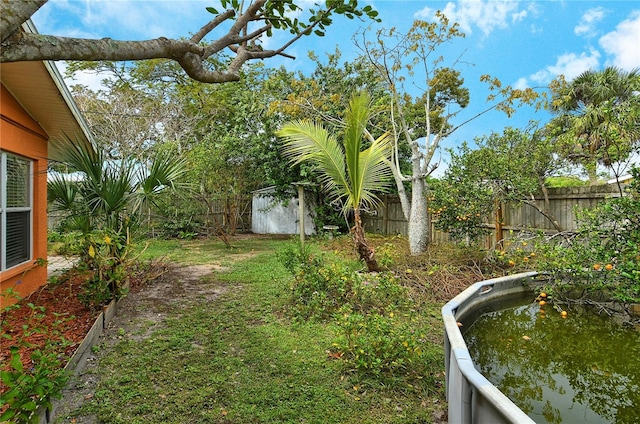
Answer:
[{"left": 32, "top": 0, "right": 640, "bottom": 174}]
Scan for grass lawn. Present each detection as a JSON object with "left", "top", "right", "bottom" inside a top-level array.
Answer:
[{"left": 60, "top": 235, "right": 468, "bottom": 423}]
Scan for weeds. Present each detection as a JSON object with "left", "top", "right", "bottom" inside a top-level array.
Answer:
[
  {"left": 279, "top": 240, "right": 444, "bottom": 396},
  {"left": 1, "top": 347, "right": 69, "bottom": 423}
]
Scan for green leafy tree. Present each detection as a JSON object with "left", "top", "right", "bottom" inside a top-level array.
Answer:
[
  {"left": 2, "top": 1, "right": 380, "bottom": 84},
  {"left": 66, "top": 59, "right": 302, "bottom": 236},
  {"left": 356, "top": 13, "right": 542, "bottom": 254},
  {"left": 549, "top": 67, "right": 640, "bottom": 186},
  {"left": 538, "top": 166, "right": 640, "bottom": 302},
  {"left": 432, "top": 125, "right": 564, "bottom": 243},
  {"left": 277, "top": 92, "right": 393, "bottom": 271}
]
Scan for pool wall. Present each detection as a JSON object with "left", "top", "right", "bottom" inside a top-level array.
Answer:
[{"left": 442, "top": 271, "right": 540, "bottom": 424}]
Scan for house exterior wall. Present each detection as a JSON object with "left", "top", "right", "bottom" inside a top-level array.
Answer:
[{"left": 1, "top": 84, "right": 49, "bottom": 305}]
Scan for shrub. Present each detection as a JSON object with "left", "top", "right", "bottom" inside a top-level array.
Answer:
[
  {"left": 0, "top": 347, "right": 69, "bottom": 423},
  {"left": 77, "top": 229, "right": 132, "bottom": 309},
  {"left": 331, "top": 308, "right": 438, "bottom": 384},
  {"left": 278, "top": 241, "right": 410, "bottom": 321},
  {"left": 537, "top": 167, "right": 640, "bottom": 302},
  {"left": 0, "top": 303, "right": 72, "bottom": 423}
]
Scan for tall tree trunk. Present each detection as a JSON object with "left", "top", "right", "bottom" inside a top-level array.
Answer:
[
  {"left": 408, "top": 176, "right": 429, "bottom": 255},
  {"left": 352, "top": 209, "right": 380, "bottom": 272}
]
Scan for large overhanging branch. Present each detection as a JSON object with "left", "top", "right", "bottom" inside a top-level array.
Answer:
[
  {"left": 0, "top": 1, "right": 47, "bottom": 40},
  {"left": 1, "top": 0, "right": 376, "bottom": 84}
]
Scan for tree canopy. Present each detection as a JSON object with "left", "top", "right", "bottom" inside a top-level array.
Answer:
[
  {"left": 0, "top": 0, "right": 379, "bottom": 83},
  {"left": 548, "top": 67, "right": 640, "bottom": 184}
]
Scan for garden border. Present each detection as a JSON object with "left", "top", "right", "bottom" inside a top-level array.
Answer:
[{"left": 35, "top": 299, "right": 118, "bottom": 424}]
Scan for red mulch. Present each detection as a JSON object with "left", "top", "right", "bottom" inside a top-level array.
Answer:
[
  {"left": 0, "top": 261, "right": 160, "bottom": 402},
  {"left": 1, "top": 270, "right": 99, "bottom": 385}
]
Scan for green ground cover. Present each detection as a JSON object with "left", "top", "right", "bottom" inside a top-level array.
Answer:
[{"left": 64, "top": 236, "right": 450, "bottom": 423}]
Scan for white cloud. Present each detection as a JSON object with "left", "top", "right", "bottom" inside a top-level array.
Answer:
[
  {"left": 574, "top": 7, "right": 606, "bottom": 37},
  {"left": 414, "top": 0, "right": 523, "bottom": 36},
  {"left": 599, "top": 11, "right": 640, "bottom": 70},
  {"left": 57, "top": 62, "right": 112, "bottom": 93},
  {"left": 529, "top": 48, "right": 601, "bottom": 84},
  {"left": 512, "top": 9, "right": 528, "bottom": 24},
  {"left": 549, "top": 49, "right": 601, "bottom": 80},
  {"left": 513, "top": 77, "right": 530, "bottom": 90},
  {"left": 530, "top": 24, "right": 543, "bottom": 34}
]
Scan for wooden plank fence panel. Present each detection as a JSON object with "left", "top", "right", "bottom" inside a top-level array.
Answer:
[{"left": 362, "top": 184, "right": 625, "bottom": 248}]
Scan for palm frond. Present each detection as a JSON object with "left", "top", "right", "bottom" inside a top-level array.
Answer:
[
  {"left": 47, "top": 173, "right": 80, "bottom": 212},
  {"left": 343, "top": 92, "right": 373, "bottom": 199},
  {"left": 355, "top": 132, "right": 394, "bottom": 209},
  {"left": 58, "top": 137, "right": 104, "bottom": 184},
  {"left": 277, "top": 120, "right": 349, "bottom": 195},
  {"left": 277, "top": 91, "right": 393, "bottom": 217}
]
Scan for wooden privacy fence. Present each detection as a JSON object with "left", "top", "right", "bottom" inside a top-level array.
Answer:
[
  {"left": 48, "top": 196, "right": 253, "bottom": 235},
  {"left": 48, "top": 184, "right": 625, "bottom": 245},
  {"left": 361, "top": 184, "right": 626, "bottom": 249}
]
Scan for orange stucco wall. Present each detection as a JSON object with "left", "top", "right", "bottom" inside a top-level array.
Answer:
[{"left": 1, "top": 84, "right": 49, "bottom": 306}]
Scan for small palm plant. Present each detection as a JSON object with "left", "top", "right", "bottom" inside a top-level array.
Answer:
[
  {"left": 276, "top": 91, "right": 393, "bottom": 272},
  {"left": 48, "top": 139, "right": 187, "bottom": 303},
  {"left": 49, "top": 139, "right": 187, "bottom": 236}
]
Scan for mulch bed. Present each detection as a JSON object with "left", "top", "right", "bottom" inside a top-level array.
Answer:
[
  {"left": 1, "top": 269, "right": 99, "bottom": 383},
  {"left": 1, "top": 262, "right": 160, "bottom": 397}
]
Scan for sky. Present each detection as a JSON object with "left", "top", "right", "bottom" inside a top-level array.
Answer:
[{"left": 31, "top": 0, "right": 640, "bottom": 175}]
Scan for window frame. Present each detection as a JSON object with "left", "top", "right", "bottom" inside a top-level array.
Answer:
[{"left": 0, "top": 151, "right": 34, "bottom": 271}]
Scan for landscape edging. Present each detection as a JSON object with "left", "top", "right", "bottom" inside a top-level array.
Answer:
[{"left": 36, "top": 299, "right": 118, "bottom": 424}]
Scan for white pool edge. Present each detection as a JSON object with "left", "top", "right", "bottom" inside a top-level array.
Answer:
[{"left": 442, "top": 271, "right": 540, "bottom": 424}]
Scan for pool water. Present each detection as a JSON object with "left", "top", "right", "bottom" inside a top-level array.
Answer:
[{"left": 463, "top": 295, "right": 640, "bottom": 424}]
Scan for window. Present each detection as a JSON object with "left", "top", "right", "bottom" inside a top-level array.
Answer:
[{"left": 0, "top": 152, "right": 32, "bottom": 271}]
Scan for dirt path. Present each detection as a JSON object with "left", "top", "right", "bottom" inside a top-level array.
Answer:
[{"left": 52, "top": 262, "right": 228, "bottom": 424}]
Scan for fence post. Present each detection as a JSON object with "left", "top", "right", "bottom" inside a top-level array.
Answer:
[
  {"left": 495, "top": 200, "right": 503, "bottom": 249},
  {"left": 384, "top": 195, "right": 390, "bottom": 235},
  {"left": 297, "top": 184, "right": 305, "bottom": 244}
]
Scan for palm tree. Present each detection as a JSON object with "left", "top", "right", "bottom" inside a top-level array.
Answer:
[
  {"left": 276, "top": 92, "right": 393, "bottom": 272},
  {"left": 550, "top": 67, "right": 640, "bottom": 185},
  {"left": 48, "top": 139, "right": 188, "bottom": 237},
  {"left": 49, "top": 139, "right": 188, "bottom": 296}
]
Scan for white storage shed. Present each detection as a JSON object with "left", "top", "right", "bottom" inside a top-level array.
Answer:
[{"left": 251, "top": 186, "right": 316, "bottom": 235}]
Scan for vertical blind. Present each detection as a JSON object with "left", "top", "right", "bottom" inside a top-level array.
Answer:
[{"left": 1, "top": 153, "right": 31, "bottom": 270}]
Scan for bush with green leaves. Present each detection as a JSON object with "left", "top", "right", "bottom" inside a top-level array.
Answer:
[
  {"left": 278, "top": 242, "right": 409, "bottom": 321},
  {"left": 537, "top": 167, "right": 640, "bottom": 302},
  {"left": 279, "top": 243, "right": 358, "bottom": 321},
  {"left": 48, "top": 140, "right": 187, "bottom": 305},
  {"left": 331, "top": 308, "right": 440, "bottom": 386},
  {"left": 77, "top": 229, "right": 132, "bottom": 309},
  {"left": 0, "top": 347, "right": 69, "bottom": 424}
]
